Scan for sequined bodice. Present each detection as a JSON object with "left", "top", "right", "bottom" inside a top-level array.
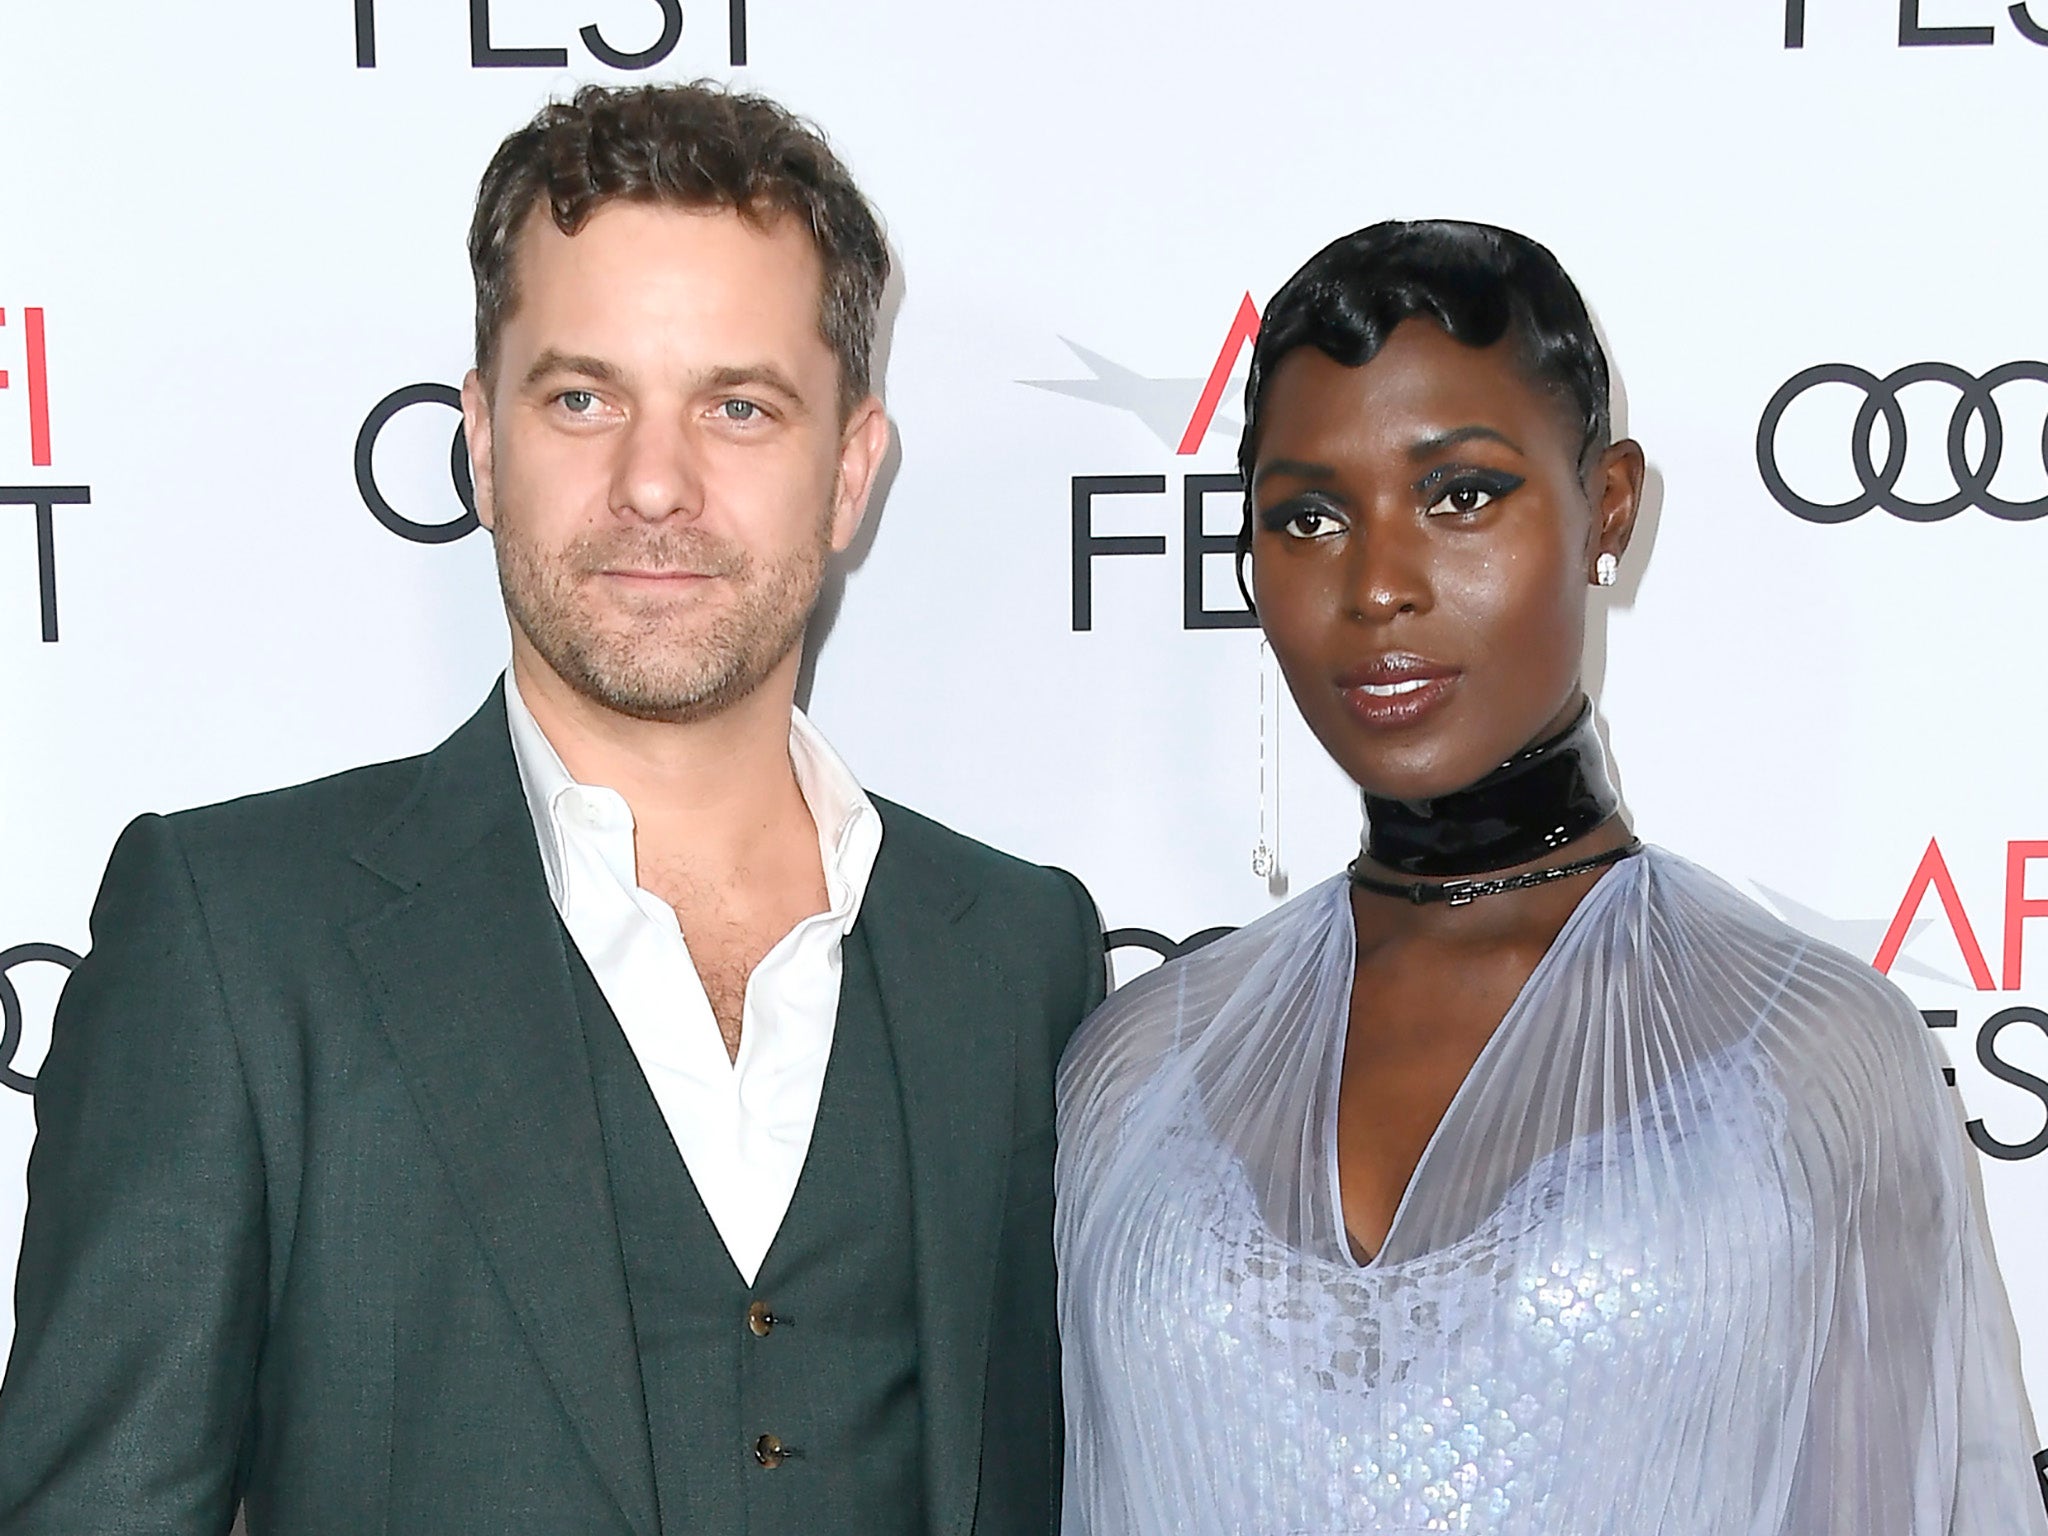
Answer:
[{"left": 1120, "top": 1063, "right": 1794, "bottom": 1533}]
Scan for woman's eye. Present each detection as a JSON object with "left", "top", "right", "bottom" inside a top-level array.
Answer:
[
  {"left": 1258, "top": 499, "right": 1346, "bottom": 539},
  {"left": 1438, "top": 485, "right": 1495, "bottom": 514},
  {"left": 1426, "top": 474, "right": 1522, "bottom": 516}
]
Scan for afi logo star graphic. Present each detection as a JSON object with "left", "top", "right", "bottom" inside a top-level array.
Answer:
[{"left": 1023, "top": 294, "right": 1261, "bottom": 455}]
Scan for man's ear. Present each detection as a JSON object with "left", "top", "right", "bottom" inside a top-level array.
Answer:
[
  {"left": 460, "top": 368, "right": 497, "bottom": 532},
  {"left": 828, "top": 394, "right": 890, "bottom": 553}
]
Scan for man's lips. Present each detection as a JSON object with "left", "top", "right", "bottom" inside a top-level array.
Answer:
[
  {"left": 596, "top": 567, "right": 718, "bottom": 583},
  {"left": 1336, "top": 655, "right": 1461, "bottom": 728}
]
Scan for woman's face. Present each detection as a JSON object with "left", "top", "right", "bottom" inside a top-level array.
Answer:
[{"left": 1249, "top": 318, "right": 1643, "bottom": 804}]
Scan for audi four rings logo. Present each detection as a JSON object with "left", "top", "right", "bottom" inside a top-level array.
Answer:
[
  {"left": 0, "top": 942, "right": 80, "bottom": 1096},
  {"left": 1105, "top": 926, "right": 1234, "bottom": 964},
  {"left": 1758, "top": 362, "right": 2048, "bottom": 523},
  {"left": 355, "top": 382, "right": 479, "bottom": 544}
]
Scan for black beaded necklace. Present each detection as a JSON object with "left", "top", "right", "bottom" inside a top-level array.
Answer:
[{"left": 1349, "top": 701, "right": 1641, "bottom": 906}]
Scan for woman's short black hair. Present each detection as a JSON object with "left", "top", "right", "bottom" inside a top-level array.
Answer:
[{"left": 1235, "top": 219, "right": 1613, "bottom": 580}]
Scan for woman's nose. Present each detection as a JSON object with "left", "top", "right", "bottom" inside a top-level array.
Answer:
[{"left": 1344, "top": 510, "right": 1431, "bottom": 621}]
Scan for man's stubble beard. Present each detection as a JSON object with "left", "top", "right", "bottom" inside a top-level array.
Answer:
[{"left": 492, "top": 490, "right": 833, "bottom": 725}]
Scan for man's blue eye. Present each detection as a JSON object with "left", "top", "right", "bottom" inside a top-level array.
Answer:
[{"left": 561, "top": 390, "right": 595, "bottom": 413}]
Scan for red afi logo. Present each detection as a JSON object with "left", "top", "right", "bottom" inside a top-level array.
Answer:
[
  {"left": 0, "top": 307, "right": 53, "bottom": 465},
  {"left": 1177, "top": 294, "right": 1261, "bottom": 456},
  {"left": 1876, "top": 838, "right": 2048, "bottom": 991}
]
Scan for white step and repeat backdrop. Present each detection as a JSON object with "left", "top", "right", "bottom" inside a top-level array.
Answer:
[{"left": 4, "top": 0, "right": 2046, "bottom": 1486}]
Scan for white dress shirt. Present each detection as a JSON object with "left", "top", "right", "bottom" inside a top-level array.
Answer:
[{"left": 503, "top": 671, "right": 884, "bottom": 1285}]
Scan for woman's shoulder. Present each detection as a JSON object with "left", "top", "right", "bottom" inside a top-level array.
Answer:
[
  {"left": 1057, "top": 871, "right": 1352, "bottom": 1116},
  {"left": 1632, "top": 847, "right": 1946, "bottom": 1109}
]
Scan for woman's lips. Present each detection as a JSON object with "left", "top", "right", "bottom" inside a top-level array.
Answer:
[{"left": 1336, "top": 656, "right": 1461, "bottom": 729}]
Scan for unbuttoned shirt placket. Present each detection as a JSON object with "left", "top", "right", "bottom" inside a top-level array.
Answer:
[{"left": 506, "top": 675, "right": 881, "bottom": 1289}]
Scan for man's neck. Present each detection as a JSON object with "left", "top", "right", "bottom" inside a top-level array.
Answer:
[{"left": 510, "top": 644, "right": 812, "bottom": 871}]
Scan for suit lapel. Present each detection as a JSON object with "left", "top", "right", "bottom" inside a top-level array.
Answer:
[
  {"left": 859, "top": 822, "right": 1014, "bottom": 1536},
  {"left": 344, "top": 689, "right": 659, "bottom": 1536}
]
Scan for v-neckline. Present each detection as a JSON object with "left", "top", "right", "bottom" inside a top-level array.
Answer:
[{"left": 1324, "top": 852, "right": 1639, "bottom": 1271}]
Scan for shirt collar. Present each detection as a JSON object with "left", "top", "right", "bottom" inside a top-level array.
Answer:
[{"left": 502, "top": 669, "right": 883, "bottom": 926}]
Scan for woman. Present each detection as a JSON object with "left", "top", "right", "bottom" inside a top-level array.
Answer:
[{"left": 1054, "top": 221, "right": 2044, "bottom": 1535}]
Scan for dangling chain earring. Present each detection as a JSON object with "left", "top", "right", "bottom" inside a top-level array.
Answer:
[
  {"left": 1595, "top": 552, "right": 1619, "bottom": 587},
  {"left": 1252, "top": 639, "right": 1280, "bottom": 880}
]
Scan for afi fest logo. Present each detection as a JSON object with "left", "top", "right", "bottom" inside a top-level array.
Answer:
[
  {"left": 1784, "top": 0, "right": 2048, "bottom": 46},
  {"left": 1024, "top": 295, "right": 1263, "bottom": 633},
  {"left": 1844, "top": 837, "right": 2048, "bottom": 1160},
  {"left": 353, "top": 0, "right": 748, "bottom": 68},
  {"left": 0, "top": 306, "right": 89, "bottom": 642},
  {"left": 1757, "top": 361, "right": 2048, "bottom": 523}
]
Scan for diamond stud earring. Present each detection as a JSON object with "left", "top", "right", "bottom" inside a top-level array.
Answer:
[{"left": 1595, "top": 552, "right": 1618, "bottom": 587}]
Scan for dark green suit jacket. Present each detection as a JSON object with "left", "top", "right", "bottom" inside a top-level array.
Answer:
[{"left": 0, "top": 690, "right": 1105, "bottom": 1536}]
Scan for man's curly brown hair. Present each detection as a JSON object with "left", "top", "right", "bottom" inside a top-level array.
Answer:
[{"left": 469, "top": 82, "right": 890, "bottom": 418}]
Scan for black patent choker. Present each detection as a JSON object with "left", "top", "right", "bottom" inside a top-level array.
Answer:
[{"left": 1360, "top": 700, "right": 1623, "bottom": 879}]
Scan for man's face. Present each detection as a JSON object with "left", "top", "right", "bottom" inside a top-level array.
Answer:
[{"left": 462, "top": 199, "right": 885, "bottom": 723}]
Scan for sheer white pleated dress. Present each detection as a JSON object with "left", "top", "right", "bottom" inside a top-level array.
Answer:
[{"left": 1056, "top": 849, "right": 2045, "bottom": 1535}]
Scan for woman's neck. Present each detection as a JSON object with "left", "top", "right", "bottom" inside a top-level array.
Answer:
[{"left": 1360, "top": 700, "right": 1622, "bottom": 880}]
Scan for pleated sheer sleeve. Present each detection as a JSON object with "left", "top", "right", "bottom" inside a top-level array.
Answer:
[
  {"left": 1054, "top": 849, "right": 2044, "bottom": 1536},
  {"left": 1763, "top": 938, "right": 2044, "bottom": 1531}
]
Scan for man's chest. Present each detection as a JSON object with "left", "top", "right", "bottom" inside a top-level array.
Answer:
[{"left": 657, "top": 881, "right": 829, "bottom": 1051}]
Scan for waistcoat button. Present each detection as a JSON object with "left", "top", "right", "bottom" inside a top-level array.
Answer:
[
  {"left": 747, "top": 1299, "right": 777, "bottom": 1337},
  {"left": 753, "top": 1433, "right": 788, "bottom": 1468}
]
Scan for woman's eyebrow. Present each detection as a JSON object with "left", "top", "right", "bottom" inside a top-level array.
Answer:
[
  {"left": 1408, "top": 425, "right": 1525, "bottom": 459},
  {"left": 1253, "top": 457, "right": 1336, "bottom": 490}
]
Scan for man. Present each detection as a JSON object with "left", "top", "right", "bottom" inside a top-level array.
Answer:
[{"left": 0, "top": 84, "right": 1104, "bottom": 1536}]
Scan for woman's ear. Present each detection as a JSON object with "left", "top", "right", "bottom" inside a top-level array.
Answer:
[{"left": 1589, "top": 438, "right": 1646, "bottom": 566}]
